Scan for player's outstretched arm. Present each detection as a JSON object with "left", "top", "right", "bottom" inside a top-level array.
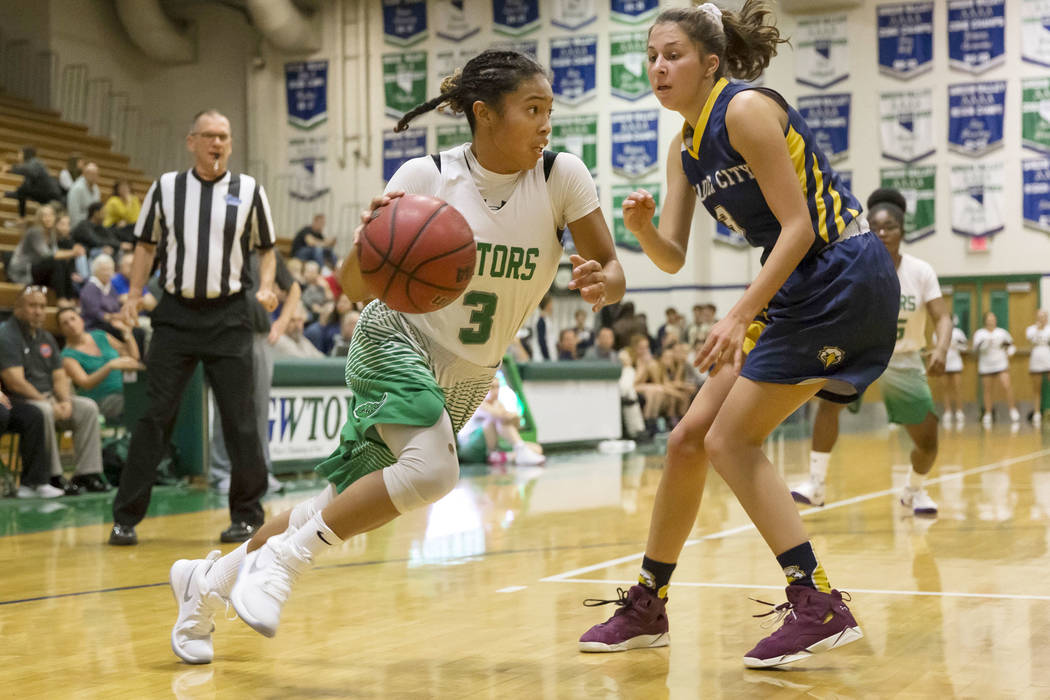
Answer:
[{"left": 567, "top": 208, "right": 625, "bottom": 312}]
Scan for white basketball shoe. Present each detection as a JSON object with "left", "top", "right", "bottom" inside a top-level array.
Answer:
[
  {"left": 900, "top": 485, "right": 938, "bottom": 516},
  {"left": 170, "top": 550, "right": 225, "bottom": 664},
  {"left": 790, "top": 478, "right": 826, "bottom": 507},
  {"left": 231, "top": 534, "right": 313, "bottom": 638}
]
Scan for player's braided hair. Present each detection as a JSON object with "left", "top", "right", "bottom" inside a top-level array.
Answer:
[
  {"left": 866, "top": 187, "right": 907, "bottom": 226},
  {"left": 653, "top": 1, "right": 788, "bottom": 82},
  {"left": 395, "top": 49, "right": 547, "bottom": 133}
]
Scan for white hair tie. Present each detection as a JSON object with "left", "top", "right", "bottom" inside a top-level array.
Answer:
[{"left": 698, "top": 2, "right": 723, "bottom": 28}]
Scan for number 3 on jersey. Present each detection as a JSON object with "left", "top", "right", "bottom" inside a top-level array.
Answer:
[{"left": 459, "top": 291, "right": 498, "bottom": 344}]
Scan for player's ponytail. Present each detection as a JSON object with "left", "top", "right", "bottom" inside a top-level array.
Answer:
[
  {"left": 396, "top": 49, "right": 548, "bottom": 134},
  {"left": 866, "top": 187, "right": 907, "bottom": 227},
  {"left": 652, "top": 1, "right": 787, "bottom": 82}
]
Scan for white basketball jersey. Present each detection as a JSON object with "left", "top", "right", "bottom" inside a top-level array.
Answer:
[
  {"left": 388, "top": 145, "right": 566, "bottom": 367},
  {"left": 890, "top": 253, "right": 941, "bottom": 370}
]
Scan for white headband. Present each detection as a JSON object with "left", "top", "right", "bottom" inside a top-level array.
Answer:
[{"left": 698, "top": 2, "right": 723, "bottom": 28}]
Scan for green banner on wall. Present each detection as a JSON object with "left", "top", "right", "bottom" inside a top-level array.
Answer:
[
  {"left": 1022, "top": 76, "right": 1050, "bottom": 154},
  {"left": 610, "top": 31, "right": 650, "bottom": 101},
  {"left": 550, "top": 113, "right": 598, "bottom": 175},
  {"left": 611, "top": 183, "right": 660, "bottom": 251},
  {"left": 880, "top": 165, "right": 937, "bottom": 242},
  {"left": 383, "top": 52, "right": 427, "bottom": 120},
  {"left": 436, "top": 123, "right": 472, "bottom": 151}
]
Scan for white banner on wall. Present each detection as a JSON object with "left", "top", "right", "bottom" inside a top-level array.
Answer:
[
  {"left": 434, "top": 0, "right": 482, "bottom": 42},
  {"left": 880, "top": 89, "right": 935, "bottom": 163},
  {"left": 950, "top": 162, "right": 1005, "bottom": 238},
  {"left": 551, "top": 0, "right": 596, "bottom": 30},
  {"left": 795, "top": 15, "right": 849, "bottom": 89},
  {"left": 268, "top": 387, "right": 354, "bottom": 462},
  {"left": 1022, "top": 0, "right": 1050, "bottom": 67}
]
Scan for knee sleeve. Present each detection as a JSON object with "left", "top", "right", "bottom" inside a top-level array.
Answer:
[
  {"left": 378, "top": 412, "right": 460, "bottom": 514},
  {"left": 289, "top": 483, "right": 337, "bottom": 531}
]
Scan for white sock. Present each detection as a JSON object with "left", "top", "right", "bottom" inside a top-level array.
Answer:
[
  {"left": 907, "top": 470, "right": 925, "bottom": 490},
  {"left": 289, "top": 512, "right": 343, "bottom": 560},
  {"left": 205, "top": 542, "right": 249, "bottom": 598},
  {"left": 809, "top": 451, "right": 831, "bottom": 483}
]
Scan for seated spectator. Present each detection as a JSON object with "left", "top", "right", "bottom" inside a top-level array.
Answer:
[
  {"left": 571, "top": 308, "right": 595, "bottom": 354},
  {"left": 0, "top": 287, "right": 107, "bottom": 494},
  {"left": 67, "top": 162, "right": 101, "bottom": 227},
  {"left": 57, "top": 307, "right": 143, "bottom": 422},
  {"left": 628, "top": 333, "right": 670, "bottom": 435},
  {"left": 55, "top": 212, "right": 89, "bottom": 288},
  {"left": 323, "top": 258, "right": 343, "bottom": 299},
  {"left": 112, "top": 253, "right": 157, "bottom": 313},
  {"left": 658, "top": 340, "right": 696, "bottom": 425},
  {"left": 8, "top": 205, "right": 84, "bottom": 304},
  {"left": 611, "top": 301, "right": 647, "bottom": 350},
  {"left": 272, "top": 303, "right": 323, "bottom": 358},
  {"left": 58, "top": 153, "right": 83, "bottom": 197},
  {"left": 304, "top": 295, "right": 351, "bottom": 355},
  {"left": 101, "top": 179, "right": 140, "bottom": 244},
  {"left": 556, "top": 328, "right": 579, "bottom": 360},
  {"left": 285, "top": 256, "right": 305, "bottom": 285},
  {"left": 687, "top": 303, "right": 716, "bottom": 346},
  {"left": 584, "top": 327, "right": 618, "bottom": 362},
  {"left": 292, "top": 213, "right": 337, "bottom": 269},
  {"left": 0, "top": 389, "right": 61, "bottom": 498},
  {"left": 457, "top": 376, "right": 545, "bottom": 466},
  {"left": 328, "top": 308, "right": 361, "bottom": 358},
  {"left": 72, "top": 201, "right": 120, "bottom": 257},
  {"left": 2, "top": 146, "right": 62, "bottom": 218},
  {"left": 656, "top": 307, "right": 682, "bottom": 349},
  {"left": 300, "top": 260, "right": 334, "bottom": 323}
]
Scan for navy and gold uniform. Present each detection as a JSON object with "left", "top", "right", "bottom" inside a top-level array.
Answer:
[{"left": 683, "top": 78, "right": 899, "bottom": 402}]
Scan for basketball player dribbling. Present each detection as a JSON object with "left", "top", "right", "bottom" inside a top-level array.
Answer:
[
  {"left": 578, "top": 2, "right": 898, "bottom": 668},
  {"left": 167, "top": 49, "right": 625, "bottom": 664}
]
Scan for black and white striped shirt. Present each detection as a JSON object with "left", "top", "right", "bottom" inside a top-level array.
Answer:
[{"left": 135, "top": 169, "right": 276, "bottom": 299}]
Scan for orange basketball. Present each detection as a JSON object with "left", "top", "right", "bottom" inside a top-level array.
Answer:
[{"left": 357, "top": 194, "right": 477, "bottom": 313}]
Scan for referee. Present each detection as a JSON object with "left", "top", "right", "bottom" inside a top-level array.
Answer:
[{"left": 109, "top": 109, "right": 278, "bottom": 546}]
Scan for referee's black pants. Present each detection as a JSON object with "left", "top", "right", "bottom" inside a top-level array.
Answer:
[{"left": 112, "top": 293, "right": 267, "bottom": 529}]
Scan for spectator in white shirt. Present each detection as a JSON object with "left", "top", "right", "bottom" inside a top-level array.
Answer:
[
  {"left": 66, "top": 162, "right": 101, "bottom": 227},
  {"left": 972, "top": 311, "right": 1018, "bottom": 426},
  {"left": 1026, "top": 309, "right": 1050, "bottom": 425}
]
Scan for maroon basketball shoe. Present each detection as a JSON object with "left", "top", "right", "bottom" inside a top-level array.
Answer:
[
  {"left": 578, "top": 585, "right": 670, "bottom": 652},
  {"left": 743, "top": 585, "right": 863, "bottom": 668}
]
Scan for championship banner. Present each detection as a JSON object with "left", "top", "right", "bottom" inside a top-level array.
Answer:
[
  {"left": 795, "top": 15, "right": 849, "bottom": 89},
  {"left": 877, "top": 2, "right": 934, "bottom": 79},
  {"left": 383, "top": 0, "right": 427, "bottom": 47},
  {"left": 288, "top": 134, "right": 330, "bottom": 202},
  {"left": 285, "top": 61, "right": 328, "bottom": 129},
  {"left": 436, "top": 123, "right": 473, "bottom": 150},
  {"left": 433, "top": 47, "right": 477, "bottom": 118},
  {"left": 1023, "top": 157, "right": 1050, "bottom": 233},
  {"left": 551, "top": 0, "right": 596, "bottom": 30},
  {"left": 492, "top": 0, "right": 540, "bottom": 36},
  {"left": 880, "top": 89, "right": 935, "bottom": 163},
  {"left": 434, "top": 0, "right": 481, "bottom": 42},
  {"left": 797, "top": 94, "right": 851, "bottom": 163},
  {"left": 610, "top": 31, "right": 649, "bottom": 101},
  {"left": 948, "top": 81, "right": 1005, "bottom": 156},
  {"left": 715, "top": 222, "right": 748, "bottom": 248},
  {"left": 550, "top": 35, "right": 598, "bottom": 105},
  {"left": 551, "top": 114, "right": 598, "bottom": 175},
  {"left": 611, "top": 110, "right": 659, "bottom": 177},
  {"left": 382, "top": 127, "right": 427, "bottom": 182},
  {"left": 950, "top": 162, "right": 1005, "bottom": 238},
  {"left": 1022, "top": 77, "right": 1050, "bottom": 154},
  {"left": 947, "top": 0, "right": 1005, "bottom": 73},
  {"left": 610, "top": 0, "right": 659, "bottom": 25},
  {"left": 383, "top": 52, "right": 427, "bottom": 120},
  {"left": 838, "top": 170, "right": 853, "bottom": 195},
  {"left": 611, "top": 183, "right": 660, "bottom": 251},
  {"left": 880, "top": 166, "right": 936, "bottom": 241},
  {"left": 1022, "top": 0, "right": 1050, "bottom": 67},
  {"left": 490, "top": 38, "right": 539, "bottom": 60}
]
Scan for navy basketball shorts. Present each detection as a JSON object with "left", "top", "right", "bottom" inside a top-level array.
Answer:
[{"left": 741, "top": 231, "right": 899, "bottom": 403}]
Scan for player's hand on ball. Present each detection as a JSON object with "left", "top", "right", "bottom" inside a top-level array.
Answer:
[
  {"left": 622, "top": 189, "right": 656, "bottom": 235},
  {"left": 568, "top": 254, "right": 607, "bottom": 312},
  {"left": 360, "top": 191, "right": 405, "bottom": 227},
  {"left": 255, "top": 288, "right": 278, "bottom": 313}
]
